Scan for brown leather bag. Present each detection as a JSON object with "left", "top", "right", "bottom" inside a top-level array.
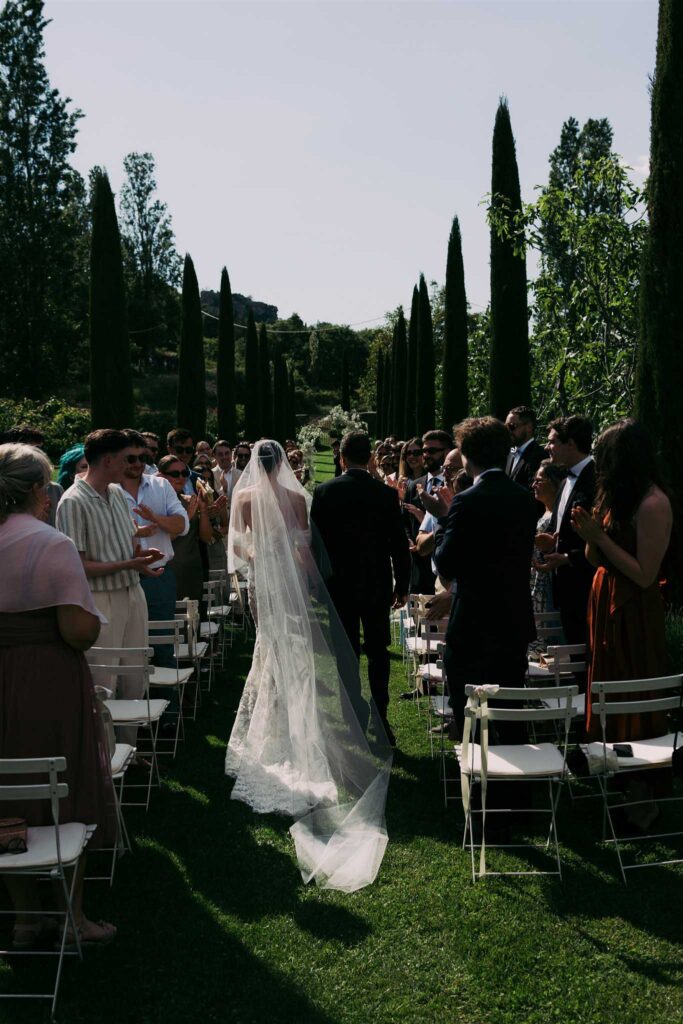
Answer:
[{"left": 0, "top": 817, "right": 28, "bottom": 854}]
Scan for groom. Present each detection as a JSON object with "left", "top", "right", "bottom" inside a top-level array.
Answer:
[{"left": 311, "top": 431, "right": 410, "bottom": 746}]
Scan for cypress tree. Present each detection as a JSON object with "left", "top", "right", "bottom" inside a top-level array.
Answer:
[
  {"left": 382, "top": 350, "right": 392, "bottom": 439},
  {"left": 636, "top": 0, "right": 683, "bottom": 509},
  {"left": 288, "top": 363, "right": 297, "bottom": 437},
  {"left": 406, "top": 285, "right": 419, "bottom": 436},
  {"left": 489, "top": 97, "right": 530, "bottom": 420},
  {"left": 341, "top": 347, "right": 351, "bottom": 410},
  {"left": 387, "top": 321, "right": 398, "bottom": 435},
  {"left": 216, "top": 266, "right": 236, "bottom": 441},
  {"left": 376, "top": 352, "right": 385, "bottom": 439},
  {"left": 393, "top": 308, "right": 408, "bottom": 438},
  {"left": 244, "top": 308, "right": 260, "bottom": 439},
  {"left": 258, "top": 323, "right": 273, "bottom": 437},
  {"left": 442, "top": 215, "right": 469, "bottom": 430},
  {"left": 176, "top": 253, "right": 206, "bottom": 440},
  {"left": 415, "top": 274, "right": 435, "bottom": 435},
  {"left": 272, "top": 350, "right": 289, "bottom": 442},
  {"left": 89, "top": 170, "right": 133, "bottom": 429}
]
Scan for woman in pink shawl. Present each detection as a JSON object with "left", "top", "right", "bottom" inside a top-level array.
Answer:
[{"left": 0, "top": 443, "right": 117, "bottom": 949}]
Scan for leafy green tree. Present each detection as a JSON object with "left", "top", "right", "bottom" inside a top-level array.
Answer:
[
  {"left": 244, "top": 309, "right": 260, "bottom": 439},
  {"left": 382, "top": 349, "right": 392, "bottom": 438},
  {"left": 636, "top": 0, "right": 683, "bottom": 503},
  {"left": 341, "top": 347, "right": 351, "bottom": 410},
  {"left": 0, "top": 0, "right": 87, "bottom": 397},
  {"left": 442, "top": 216, "right": 468, "bottom": 429},
  {"left": 489, "top": 147, "right": 646, "bottom": 426},
  {"left": 489, "top": 97, "right": 530, "bottom": 420},
  {"left": 406, "top": 285, "right": 419, "bottom": 435},
  {"left": 119, "top": 151, "right": 182, "bottom": 362},
  {"left": 288, "top": 362, "right": 297, "bottom": 436},
  {"left": 258, "top": 323, "right": 273, "bottom": 437},
  {"left": 89, "top": 171, "right": 133, "bottom": 429},
  {"left": 217, "top": 267, "right": 236, "bottom": 441},
  {"left": 176, "top": 254, "right": 206, "bottom": 440},
  {"left": 415, "top": 274, "right": 435, "bottom": 434}
]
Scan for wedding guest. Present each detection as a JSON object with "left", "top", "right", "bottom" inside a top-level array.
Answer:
[
  {"left": 212, "top": 441, "right": 232, "bottom": 493},
  {"left": 118, "top": 430, "right": 188, "bottom": 664},
  {"left": 530, "top": 460, "right": 568, "bottom": 620},
  {"left": 2, "top": 423, "right": 63, "bottom": 526},
  {"left": 56, "top": 429, "right": 163, "bottom": 743},
  {"left": 403, "top": 430, "right": 453, "bottom": 595},
  {"left": 196, "top": 440, "right": 213, "bottom": 458},
  {"left": 158, "top": 455, "right": 214, "bottom": 605},
  {"left": 332, "top": 438, "right": 342, "bottom": 477},
  {"left": 0, "top": 442, "right": 117, "bottom": 947},
  {"left": 57, "top": 444, "right": 88, "bottom": 491},
  {"left": 167, "top": 428, "right": 199, "bottom": 494},
  {"left": 535, "top": 415, "right": 596, "bottom": 646},
  {"left": 233, "top": 442, "right": 252, "bottom": 474},
  {"left": 141, "top": 431, "right": 160, "bottom": 474},
  {"left": 434, "top": 417, "right": 538, "bottom": 735},
  {"left": 505, "top": 406, "right": 546, "bottom": 490},
  {"left": 572, "top": 419, "right": 673, "bottom": 829},
  {"left": 193, "top": 464, "right": 229, "bottom": 575},
  {"left": 398, "top": 437, "right": 424, "bottom": 483}
]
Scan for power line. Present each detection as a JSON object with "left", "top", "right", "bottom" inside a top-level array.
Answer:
[{"left": 200, "top": 309, "right": 388, "bottom": 333}]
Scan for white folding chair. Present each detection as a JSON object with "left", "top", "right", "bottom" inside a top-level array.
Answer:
[
  {"left": 208, "top": 568, "right": 233, "bottom": 659},
  {"left": 584, "top": 673, "right": 683, "bottom": 882},
  {"left": 0, "top": 757, "right": 95, "bottom": 1019},
  {"left": 175, "top": 599, "right": 208, "bottom": 718},
  {"left": 458, "top": 683, "right": 578, "bottom": 882},
  {"left": 147, "top": 619, "right": 194, "bottom": 757},
  {"left": 86, "top": 647, "right": 168, "bottom": 811}
]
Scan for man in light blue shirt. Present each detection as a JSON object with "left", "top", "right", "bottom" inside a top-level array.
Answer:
[{"left": 119, "top": 431, "right": 189, "bottom": 668}]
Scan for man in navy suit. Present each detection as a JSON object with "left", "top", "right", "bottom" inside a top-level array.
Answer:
[
  {"left": 505, "top": 405, "right": 546, "bottom": 492},
  {"left": 434, "top": 417, "right": 538, "bottom": 734},
  {"left": 311, "top": 431, "right": 411, "bottom": 743}
]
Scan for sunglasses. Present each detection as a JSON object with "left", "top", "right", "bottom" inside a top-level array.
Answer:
[
  {"left": 125, "top": 454, "right": 148, "bottom": 464},
  {"left": 423, "top": 446, "right": 446, "bottom": 454},
  {"left": 172, "top": 445, "right": 195, "bottom": 455},
  {"left": 405, "top": 449, "right": 422, "bottom": 457},
  {"left": 163, "top": 468, "right": 191, "bottom": 479},
  {"left": 235, "top": 453, "right": 250, "bottom": 461},
  {"left": 147, "top": 446, "right": 159, "bottom": 454}
]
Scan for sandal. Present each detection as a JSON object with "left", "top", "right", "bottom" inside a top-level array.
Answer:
[{"left": 58, "top": 919, "right": 117, "bottom": 951}]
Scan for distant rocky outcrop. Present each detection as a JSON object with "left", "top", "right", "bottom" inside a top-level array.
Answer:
[{"left": 200, "top": 290, "right": 278, "bottom": 336}]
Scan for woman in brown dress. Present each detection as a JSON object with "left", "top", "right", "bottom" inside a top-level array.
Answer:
[
  {"left": 0, "top": 443, "right": 117, "bottom": 947},
  {"left": 571, "top": 419, "right": 673, "bottom": 828}
]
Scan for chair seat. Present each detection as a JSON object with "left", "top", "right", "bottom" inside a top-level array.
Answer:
[
  {"left": 105, "top": 698, "right": 169, "bottom": 723},
  {"left": 178, "top": 642, "right": 208, "bottom": 659},
  {"left": 406, "top": 637, "right": 439, "bottom": 654},
  {"left": 149, "top": 666, "right": 194, "bottom": 687},
  {"left": 420, "top": 663, "right": 443, "bottom": 682},
  {"left": 209, "top": 605, "right": 231, "bottom": 617},
  {"left": 583, "top": 733, "right": 677, "bottom": 769},
  {"left": 0, "top": 822, "right": 89, "bottom": 870},
  {"left": 457, "top": 742, "right": 567, "bottom": 777},
  {"left": 111, "top": 743, "right": 136, "bottom": 776},
  {"left": 200, "top": 621, "right": 219, "bottom": 637},
  {"left": 527, "top": 662, "right": 574, "bottom": 679},
  {"left": 430, "top": 695, "right": 452, "bottom": 718}
]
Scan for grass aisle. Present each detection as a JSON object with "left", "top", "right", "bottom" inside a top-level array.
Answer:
[{"left": 2, "top": 455, "right": 683, "bottom": 1023}]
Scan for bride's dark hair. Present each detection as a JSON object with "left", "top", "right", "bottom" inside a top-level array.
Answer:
[{"left": 257, "top": 440, "right": 283, "bottom": 475}]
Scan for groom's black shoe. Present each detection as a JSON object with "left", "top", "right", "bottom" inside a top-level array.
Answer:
[{"left": 381, "top": 719, "right": 397, "bottom": 748}]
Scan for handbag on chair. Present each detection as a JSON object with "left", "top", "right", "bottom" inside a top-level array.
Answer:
[{"left": 0, "top": 816, "right": 28, "bottom": 854}]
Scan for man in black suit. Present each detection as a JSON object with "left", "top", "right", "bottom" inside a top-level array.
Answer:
[
  {"left": 403, "top": 429, "right": 453, "bottom": 595},
  {"left": 505, "top": 406, "right": 546, "bottom": 491},
  {"left": 535, "top": 415, "right": 596, "bottom": 647},
  {"left": 311, "top": 431, "right": 411, "bottom": 744},
  {"left": 434, "top": 417, "right": 538, "bottom": 735}
]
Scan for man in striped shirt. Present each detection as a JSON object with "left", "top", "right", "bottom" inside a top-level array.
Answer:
[{"left": 57, "top": 429, "right": 164, "bottom": 742}]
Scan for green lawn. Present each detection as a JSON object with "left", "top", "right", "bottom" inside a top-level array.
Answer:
[{"left": 3, "top": 470, "right": 683, "bottom": 1023}]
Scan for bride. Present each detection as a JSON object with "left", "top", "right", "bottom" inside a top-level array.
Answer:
[{"left": 225, "top": 440, "right": 392, "bottom": 892}]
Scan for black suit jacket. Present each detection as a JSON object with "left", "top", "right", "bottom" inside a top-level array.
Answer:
[
  {"left": 311, "top": 469, "right": 411, "bottom": 605},
  {"left": 506, "top": 439, "right": 546, "bottom": 490},
  {"left": 434, "top": 470, "right": 538, "bottom": 682},
  {"left": 549, "top": 460, "right": 596, "bottom": 638}
]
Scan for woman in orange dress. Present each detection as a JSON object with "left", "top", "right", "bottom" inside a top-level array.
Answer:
[{"left": 571, "top": 419, "right": 673, "bottom": 829}]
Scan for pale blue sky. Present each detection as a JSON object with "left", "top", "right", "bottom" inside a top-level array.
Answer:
[{"left": 46, "top": 0, "right": 657, "bottom": 325}]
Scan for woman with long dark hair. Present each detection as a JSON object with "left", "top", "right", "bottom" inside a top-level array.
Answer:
[
  {"left": 572, "top": 419, "right": 673, "bottom": 827},
  {"left": 398, "top": 437, "right": 424, "bottom": 483}
]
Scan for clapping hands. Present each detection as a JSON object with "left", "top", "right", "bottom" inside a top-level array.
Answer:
[{"left": 416, "top": 482, "right": 455, "bottom": 517}]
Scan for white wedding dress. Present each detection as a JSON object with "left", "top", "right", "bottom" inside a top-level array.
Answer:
[{"left": 225, "top": 441, "right": 392, "bottom": 892}]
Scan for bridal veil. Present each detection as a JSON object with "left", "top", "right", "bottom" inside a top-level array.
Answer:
[{"left": 225, "top": 440, "right": 392, "bottom": 893}]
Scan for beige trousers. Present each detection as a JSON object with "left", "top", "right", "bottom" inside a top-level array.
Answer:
[{"left": 92, "top": 585, "right": 149, "bottom": 745}]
